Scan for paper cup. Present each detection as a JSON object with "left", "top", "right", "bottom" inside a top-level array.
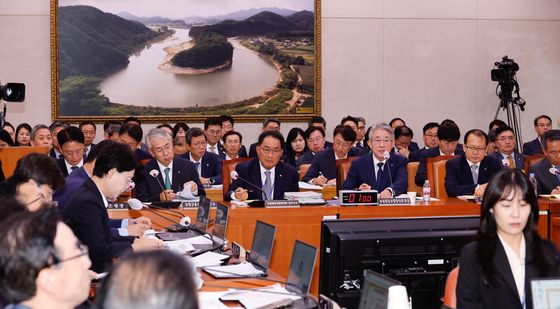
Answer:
[
  {"left": 407, "top": 192, "right": 417, "bottom": 204},
  {"left": 387, "top": 285, "right": 409, "bottom": 309}
]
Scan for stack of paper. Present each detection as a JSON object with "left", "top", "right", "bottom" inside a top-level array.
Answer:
[
  {"left": 204, "top": 261, "right": 264, "bottom": 278},
  {"left": 220, "top": 283, "right": 301, "bottom": 309},
  {"left": 285, "top": 191, "right": 325, "bottom": 204},
  {"left": 164, "top": 235, "right": 213, "bottom": 254},
  {"left": 298, "top": 181, "right": 323, "bottom": 190},
  {"left": 192, "top": 251, "right": 230, "bottom": 268}
]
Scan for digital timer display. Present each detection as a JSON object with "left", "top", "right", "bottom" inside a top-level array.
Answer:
[{"left": 340, "top": 190, "right": 378, "bottom": 206}]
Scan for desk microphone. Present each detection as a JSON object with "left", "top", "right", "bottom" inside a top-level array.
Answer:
[
  {"left": 549, "top": 167, "right": 560, "bottom": 175},
  {"left": 149, "top": 169, "right": 170, "bottom": 201},
  {"left": 230, "top": 171, "right": 267, "bottom": 200},
  {"left": 383, "top": 151, "right": 394, "bottom": 196},
  {"left": 127, "top": 198, "right": 190, "bottom": 232}
]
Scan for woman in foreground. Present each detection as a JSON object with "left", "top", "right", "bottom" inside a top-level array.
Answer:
[{"left": 457, "top": 169, "right": 560, "bottom": 308}]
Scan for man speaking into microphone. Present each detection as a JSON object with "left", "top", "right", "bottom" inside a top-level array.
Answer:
[
  {"left": 341, "top": 123, "right": 408, "bottom": 198},
  {"left": 225, "top": 131, "right": 299, "bottom": 201},
  {"left": 135, "top": 128, "right": 205, "bottom": 202}
]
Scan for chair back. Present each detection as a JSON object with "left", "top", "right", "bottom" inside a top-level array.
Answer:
[
  {"left": 335, "top": 157, "right": 358, "bottom": 194},
  {"left": 298, "top": 164, "right": 311, "bottom": 181},
  {"left": 222, "top": 157, "right": 252, "bottom": 198},
  {"left": 0, "top": 146, "right": 50, "bottom": 178},
  {"left": 407, "top": 162, "right": 422, "bottom": 195},
  {"left": 524, "top": 154, "right": 546, "bottom": 174},
  {"left": 427, "top": 155, "right": 455, "bottom": 199},
  {"left": 441, "top": 266, "right": 459, "bottom": 309}
]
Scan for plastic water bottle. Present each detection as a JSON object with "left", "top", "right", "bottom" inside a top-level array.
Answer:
[
  {"left": 529, "top": 173, "right": 538, "bottom": 197},
  {"left": 422, "top": 180, "right": 431, "bottom": 204}
]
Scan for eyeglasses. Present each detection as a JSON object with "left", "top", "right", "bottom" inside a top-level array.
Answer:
[
  {"left": 206, "top": 129, "right": 221, "bottom": 136},
  {"left": 371, "top": 139, "right": 392, "bottom": 144},
  {"left": 259, "top": 146, "right": 282, "bottom": 155},
  {"left": 464, "top": 145, "right": 486, "bottom": 152},
  {"left": 334, "top": 140, "right": 353, "bottom": 148},
  {"left": 536, "top": 123, "right": 551, "bottom": 128},
  {"left": 49, "top": 242, "right": 89, "bottom": 267},
  {"left": 191, "top": 141, "right": 207, "bottom": 148},
  {"left": 307, "top": 136, "right": 324, "bottom": 143},
  {"left": 63, "top": 148, "right": 84, "bottom": 157},
  {"left": 357, "top": 126, "right": 366, "bottom": 132},
  {"left": 496, "top": 136, "right": 515, "bottom": 142},
  {"left": 153, "top": 143, "right": 172, "bottom": 154}
]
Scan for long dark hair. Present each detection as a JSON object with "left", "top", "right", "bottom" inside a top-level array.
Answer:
[
  {"left": 285, "top": 127, "right": 306, "bottom": 166},
  {"left": 477, "top": 169, "right": 553, "bottom": 286}
]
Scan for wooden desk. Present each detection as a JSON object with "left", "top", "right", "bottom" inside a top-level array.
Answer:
[
  {"left": 109, "top": 198, "right": 552, "bottom": 296},
  {"left": 545, "top": 198, "right": 560, "bottom": 248},
  {"left": 205, "top": 186, "right": 336, "bottom": 202}
]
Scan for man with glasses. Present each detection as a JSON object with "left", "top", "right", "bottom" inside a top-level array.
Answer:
[
  {"left": 203, "top": 117, "right": 223, "bottom": 156},
  {"left": 523, "top": 115, "right": 552, "bottom": 155},
  {"left": 135, "top": 128, "right": 205, "bottom": 202},
  {"left": 415, "top": 122, "right": 464, "bottom": 186},
  {"left": 0, "top": 208, "right": 94, "bottom": 309},
  {"left": 489, "top": 125, "right": 524, "bottom": 169},
  {"left": 56, "top": 127, "right": 85, "bottom": 177},
  {"left": 226, "top": 131, "right": 298, "bottom": 201},
  {"left": 248, "top": 118, "right": 282, "bottom": 157},
  {"left": 296, "top": 126, "right": 327, "bottom": 167},
  {"left": 355, "top": 117, "right": 367, "bottom": 149},
  {"left": 302, "top": 125, "right": 363, "bottom": 186},
  {"left": 409, "top": 122, "right": 439, "bottom": 162},
  {"left": 341, "top": 123, "right": 408, "bottom": 198},
  {"left": 445, "top": 129, "right": 502, "bottom": 197},
  {"left": 180, "top": 128, "right": 222, "bottom": 186},
  {"left": 530, "top": 130, "right": 560, "bottom": 194},
  {"left": 219, "top": 115, "right": 248, "bottom": 157}
]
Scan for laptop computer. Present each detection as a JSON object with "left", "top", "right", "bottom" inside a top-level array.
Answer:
[
  {"left": 286, "top": 240, "right": 318, "bottom": 296},
  {"left": 191, "top": 202, "right": 230, "bottom": 253},
  {"left": 358, "top": 270, "right": 400, "bottom": 309},
  {"left": 156, "top": 196, "right": 211, "bottom": 241},
  {"left": 204, "top": 220, "right": 276, "bottom": 278},
  {"left": 531, "top": 277, "right": 560, "bottom": 309}
]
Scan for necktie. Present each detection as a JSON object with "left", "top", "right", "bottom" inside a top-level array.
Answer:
[
  {"left": 164, "top": 167, "right": 171, "bottom": 190},
  {"left": 71, "top": 166, "right": 78, "bottom": 171},
  {"left": 471, "top": 164, "right": 478, "bottom": 184},
  {"left": 210, "top": 146, "right": 216, "bottom": 154},
  {"left": 507, "top": 155, "right": 515, "bottom": 169},
  {"left": 555, "top": 167, "right": 560, "bottom": 182},
  {"left": 357, "top": 141, "right": 362, "bottom": 148},
  {"left": 263, "top": 170, "right": 273, "bottom": 200},
  {"left": 194, "top": 162, "right": 200, "bottom": 175},
  {"left": 376, "top": 162, "right": 384, "bottom": 191}
]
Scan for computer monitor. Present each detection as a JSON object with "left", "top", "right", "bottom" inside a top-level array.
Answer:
[
  {"left": 212, "top": 202, "right": 229, "bottom": 245},
  {"left": 249, "top": 220, "right": 276, "bottom": 272},
  {"left": 194, "top": 196, "right": 212, "bottom": 232},
  {"left": 287, "top": 240, "right": 318, "bottom": 296},
  {"left": 358, "top": 270, "right": 400, "bottom": 309},
  {"left": 531, "top": 277, "right": 560, "bottom": 309}
]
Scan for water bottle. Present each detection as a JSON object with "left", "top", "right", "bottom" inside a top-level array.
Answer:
[
  {"left": 422, "top": 180, "right": 431, "bottom": 204},
  {"left": 529, "top": 173, "right": 538, "bottom": 197}
]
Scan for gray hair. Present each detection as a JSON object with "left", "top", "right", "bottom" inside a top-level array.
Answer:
[
  {"left": 356, "top": 117, "right": 366, "bottom": 124},
  {"left": 31, "top": 124, "right": 50, "bottom": 141},
  {"left": 368, "top": 123, "right": 394, "bottom": 141},
  {"left": 145, "top": 128, "right": 172, "bottom": 149}
]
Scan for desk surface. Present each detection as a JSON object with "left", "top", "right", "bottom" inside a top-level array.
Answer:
[{"left": 109, "top": 198, "right": 553, "bottom": 296}]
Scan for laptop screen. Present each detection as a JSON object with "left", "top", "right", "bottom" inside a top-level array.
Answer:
[
  {"left": 358, "top": 270, "right": 400, "bottom": 309},
  {"left": 249, "top": 220, "right": 276, "bottom": 271},
  {"left": 286, "top": 240, "right": 317, "bottom": 295},
  {"left": 531, "top": 277, "right": 560, "bottom": 309},
  {"left": 195, "top": 197, "right": 211, "bottom": 231},
  {"left": 212, "top": 202, "right": 229, "bottom": 245}
]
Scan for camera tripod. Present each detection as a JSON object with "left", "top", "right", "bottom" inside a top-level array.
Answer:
[{"left": 493, "top": 79, "right": 526, "bottom": 151}]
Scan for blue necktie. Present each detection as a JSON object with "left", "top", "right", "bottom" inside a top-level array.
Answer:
[
  {"left": 194, "top": 162, "right": 200, "bottom": 175},
  {"left": 263, "top": 171, "right": 273, "bottom": 200},
  {"left": 164, "top": 167, "right": 171, "bottom": 190},
  {"left": 376, "top": 162, "right": 384, "bottom": 191}
]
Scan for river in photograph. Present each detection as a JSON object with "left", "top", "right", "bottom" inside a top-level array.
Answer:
[{"left": 98, "top": 28, "right": 279, "bottom": 108}]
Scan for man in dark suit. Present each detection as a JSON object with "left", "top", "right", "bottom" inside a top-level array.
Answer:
[
  {"left": 119, "top": 123, "right": 152, "bottom": 163},
  {"left": 341, "top": 123, "right": 408, "bottom": 198},
  {"left": 248, "top": 118, "right": 282, "bottom": 157},
  {"left": 530, "top": 130, "right": 560, "bottom": 194},
  {"left": 219, "top": 115, "right": 248, "bottom": 157},
  {"left": 392, "top": 125, "right": 419, "bottom": 159},
  {"left": 62, "top": 143, "right": 163, "bottom": 273},
  {"left": 302, "top": 125, "right": 361, "bottom": 185},
  {"left": 489, "top": 125, "right": 525, "bottom": 169},
  {"left": 135, "top": 128, "right": 205, "bottom": 202},
  {"left": 56, "top": 126, "right": 85, "bottom": 177},
  {"left": 226, "top": 131, "right": 299, "bottom": 201},
  {"left": 409, "top": 122, "right": 439, "bottom": 162},
  {"left": 79, "top": 121, "right": 97, "bottom": 159},
  {"left": 296, "top": 126, "right": 327, "bottom": 167},
  {"left": 415, "top": 122, "right": 463, "bottom": 186},
  {"left": 308, "top": 116, "right": 333, "bottom": 149},
  {"left": 523, "top": 115, "right": 552, "bottom": 155},
  {"left": 181, "top": 127, "right": 222, "bottom": 185},
  {"left": 445, "top": 129, "right": 502, "bottom": 197},
  {"left": 49, "top": 121, "right": 68, "bottom": 159},
  {"left": 219, "top": 131, "right": 246, "bottom": 160}
]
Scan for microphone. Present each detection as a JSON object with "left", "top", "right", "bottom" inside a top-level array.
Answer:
[
  {"left": 502, "top": 158, "right": 510, "bottom": 168},
  {"left": 150, "top": 169, "right": 170, "bottom": 201},
  {"left": 127, "top": 198, "right": 190, "bottom": 232},
  {"left": 230, "top": 171, "right": 267, "bottom": 200},
  {"left": 549, "top": 167, "right": 560, "bottom": 175},
  {"left": 383, "top": 151, "right": 394, "bottom": 197}
]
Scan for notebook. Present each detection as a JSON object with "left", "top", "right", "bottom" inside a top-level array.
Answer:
[
  {"left": 358, "top": 270, "right": 400, "bottom": 309},
  {"left": 191, "top": 202, "right": 230, "bottom": 253},
  {"left": 156, "top": 196, "right": 211, "bottom": 241},
  {"left": 531, "top": 277, "right": 560, "bottom": 309},
  {"left": 286, "top": 240, "right": 318, "bottom": 296}
]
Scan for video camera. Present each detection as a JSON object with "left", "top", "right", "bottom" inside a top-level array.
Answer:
[
  {"left": 0, "top": 82, "right": 25, "bottom": 102},
  {"left": 491, "top": 56, "right": 519, "bottom": 82}
]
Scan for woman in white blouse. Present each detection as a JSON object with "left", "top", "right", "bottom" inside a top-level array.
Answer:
[{"left": 457, "top": 168, "right": 560, "bottom": 309}]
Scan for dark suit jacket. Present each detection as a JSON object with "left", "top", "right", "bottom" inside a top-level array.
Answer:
[
  {"left": 391, "top": 141, "right": 420, "bottom": 154},
  {"left": 180, "top": 152, "right": 223, "bottom": 184},
  {"left": 324, "top": 141, "right": 333, "bottom": 149},
  {"left": 248, "top": 142, "right": 258, "bottom": 158},
  {"left": 56, "top": 157, "right": 70, "bottom": 177},
  {"left": 341, "top": 152, "right": 408, "bottom": 196},
  {"left": 489, "top": 151, "right": 525, "bottom": 169},
  {"left": 134, "top": 157, "right": 205, "bottom": 202},
  {"left": 414, "top": 146, "right": 465, "bottom": 186},
  {"left": 530, "top": 158, "right": 560, "bottom": 194},
  {"left": 301, "top": 147, "right": 363, "bottom": 182},
  {"left": 225, "top": 158, "right": 299, "bottom": 201},
  {"left": 408, "top": 147, "right": 429, "bottom": 163},
  {"left": 457, "top": 239, "right": 560, "bottom": 309},
  {"left": 62, "top": 178, "right": 132, "bottom": 273},
  {"left": 295, "top": 150, "right": 316, "bottom": 168},
  {"left": 523, "top": 138, "right": 544, "bottom": 155},
  {"left": 444, "top": 155, "right": 502, "bottom": 197},
  {"left": 218, "top": 142, "right": 247, "bottom": 159},
  {"left": 50, "top": 148, "right": 63, "bottom": 159},
  {"left": 53, "top": 167, "right": 89, "bottom": 211}
]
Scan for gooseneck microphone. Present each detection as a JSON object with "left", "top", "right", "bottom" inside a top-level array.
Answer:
[
  {"left": 127, "top": 198, "right": 189, "bottom": 232},
  {"left": 383, "top": 151, "right": 394, "bottom": 197},
  {"left": 230, "top": 171, "right": 267, "bottom": 200},
  {"left": 149, "top": 169, "right": 169, "bottom": 201}
]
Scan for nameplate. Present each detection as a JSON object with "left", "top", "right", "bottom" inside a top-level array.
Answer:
[
  {"left": 378, "top": 197, "right": 411, "bottom": 205},
  {"left": 107, "top": 202, "right": 128, "bottom": 209},
  {"left": 265, "top": 200, "right": 300, "bottom": 208},
  {"left": 180, "top": 201, "right": 200, "bottom": 208}
]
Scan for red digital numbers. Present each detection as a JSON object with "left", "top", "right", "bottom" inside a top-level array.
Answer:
[{"left": 348, "top": 193, "right": 355, "bottom": 203}]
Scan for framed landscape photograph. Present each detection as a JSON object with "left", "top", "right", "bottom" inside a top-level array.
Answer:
[{"left": 50, "top": 0, "right": 321, "bottom": 122}]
